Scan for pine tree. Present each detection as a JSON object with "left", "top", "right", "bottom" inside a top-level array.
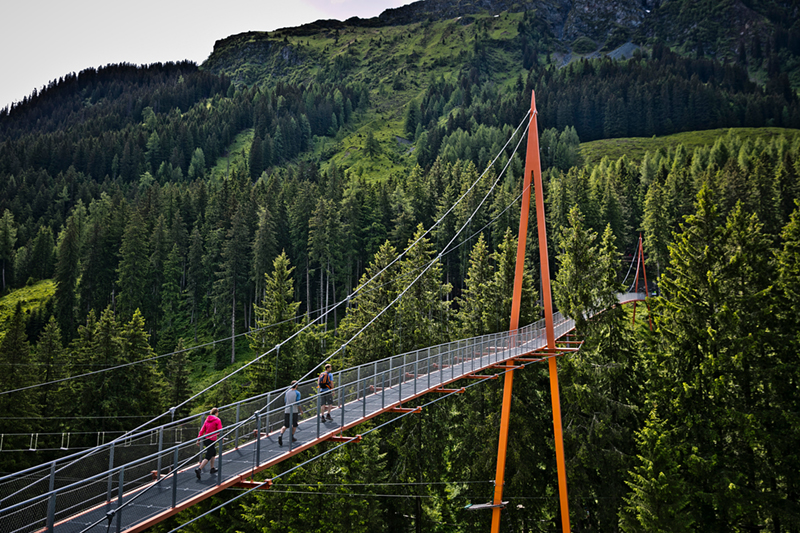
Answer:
[
  {"left": 249, "top": 135, "right": 264, "bottom": 179},
  {"left": 0, "top": 209, "right": 17, "bottom": 292},
  {"left": 642, "top": 181, "right": 670, "bottom": 280},
  {"left": 54, "top": 216, "right": 81, "bottom": 336},
  {"left": 455, "top": 234, "right": 493, "bottom": 337},
  {"left": 186, "top": 225, "right": 205, "bottom": 341},
  {"left": 117, "top": 211, "right": 150, "bottom": 320},
  {"left": 553, "top": 206, "right": 601, "bottom": 330},
  {"left": 251, "top": 205, "right": 277, "bottom": 306},
  {"left": 27, "top": 226, "right": 55, "bottom": 281},
  {"left": 164, "top": 339, "right": 192, "bottom": 418},
  {"left": 248, "top": 251, "right": 301, "bottom": 391},
  {"left": 620, "top": 411, "right": 694, "bottom": 533},
  {"left": 118, "top": 309, "right": 163, "bottom": 419},
  {"left": 0, "top": 302, "right": 36, "bottom": 471},
  {"left": 397, "top": 224, "right": 452, "bottom": 352},
  {"left": 485, "top": 227, "right": 537, "bottom": 333},
  {"left": 214, "top": 202, "right": 252, "bottom": 366},
  {"left": 35, "top": 317, "right": 64, "bottom": 422},
  {"left": 338, "top": 240, "right": 400, "bottom": 366},
  {"left": 158, "top": 243, "right": 184, "bottom": 354},
  {"left": 0, "top": 303, "right": 36, "bottom": 417}
]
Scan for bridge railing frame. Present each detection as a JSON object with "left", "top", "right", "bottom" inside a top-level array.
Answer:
[{"left": 0, "top": 294, "right": 644, "bottom": 533}]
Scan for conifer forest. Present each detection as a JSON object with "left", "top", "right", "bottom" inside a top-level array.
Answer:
[{"left": 1, "top": 1, "right": 800, "bottom": 531}]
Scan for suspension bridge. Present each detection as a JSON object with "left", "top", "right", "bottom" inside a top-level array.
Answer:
[{"left": 0, "top": 92, "right": 651, "bottom": 533}]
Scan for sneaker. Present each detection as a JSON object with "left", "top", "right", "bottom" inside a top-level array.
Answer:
[
  {"left": 278, "top": 435, "right": 283, "bottom": 447},
  {"left": 210, "top": 468, "right": 217, "bottom": 474},
  {"left": 320, "top": 415, "right": 326, "bottom": 422},
  {"left": 292, "top": 437, "right": 297, "bottom": 442},
  {"left": 326, "top": 414, "right": 333, "bottom": 421},
  {"left": 195, "top": 468, "right": 201, "bottom": 480}
]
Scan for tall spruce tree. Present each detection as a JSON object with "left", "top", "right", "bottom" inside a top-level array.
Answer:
[
  {"left": 214, "top": 202, "right": 252, "bottom": 366},
  {"left": 248, "top": 251, "right": 301, "bottom": 391},
  {"left": 54, "top": 216, "right": 81, "bottom": 336},
  {"left": 397, "top": 224, "right": 451, "bottom": 352},
  {"left": 0, "top": 209, "right": 17, "bottom": 292},
  {"left": 117, "top": 211, "right": 150, "bottom": 320}
]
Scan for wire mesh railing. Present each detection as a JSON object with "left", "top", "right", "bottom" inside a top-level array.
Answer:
[{"left": 0, "top": 293, "right": 644, "bottom": 533}]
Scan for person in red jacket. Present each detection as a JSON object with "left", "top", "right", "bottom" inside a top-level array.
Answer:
[{"left": 195, "top": 407, "right": 222, "bottom": 479}]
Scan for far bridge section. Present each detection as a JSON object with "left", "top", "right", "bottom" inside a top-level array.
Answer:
[{"left": 0, "top": 293, "right": 644, "bottom": 533}]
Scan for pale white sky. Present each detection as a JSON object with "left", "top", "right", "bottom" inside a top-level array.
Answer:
[{"left": 0, "top": 0, "right": 416, "bottom": 110}]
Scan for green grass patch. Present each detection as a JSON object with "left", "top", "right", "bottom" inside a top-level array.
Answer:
[
  {"left": 0, "top": 280, "right": 56, "bottom": 341},
  {"left": 580, "top": 127, "right": 800, "bottom": 165},
  {"left": 210, "top": 128, "right": 254, "bottom": 180}
]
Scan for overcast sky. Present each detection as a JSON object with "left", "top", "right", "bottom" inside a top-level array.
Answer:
[{"left": 0, "top": 0, "right": 416, "bottom": 111}]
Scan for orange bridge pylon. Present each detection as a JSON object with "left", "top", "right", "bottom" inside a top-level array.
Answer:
[{"left": 491, "top": 91, "right": 571, "bottom": 533}]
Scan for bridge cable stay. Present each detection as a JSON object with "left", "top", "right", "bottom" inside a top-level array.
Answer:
[
  {"left": 0, "top": 111, "right": 534, "bottom": 509},
  {"left": 0, "top": 112, "right": 535, "bottom": 532},
  {"left": 65, "top": 111, "right": 534, "bottom": 533},
  {"left": 0, "top": 114, "right": 532, "bottom": 405},
  {"left": 621, "top": 239, "right": 640, "bottom": 288}
]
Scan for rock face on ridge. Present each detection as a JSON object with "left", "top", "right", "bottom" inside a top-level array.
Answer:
[
  {"left": 209, "top": 0, "right": 659, "bottom": 55},
  {"left": 203, "top": 0, "right": 798, "bottom": 86}
]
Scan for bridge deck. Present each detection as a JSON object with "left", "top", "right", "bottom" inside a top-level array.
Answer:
[
  {"left": 0, "top": 293, "right": 644, "bottom": 533},
  {"left": 53, "top": 327, "right": 556, "bottom": 533}
]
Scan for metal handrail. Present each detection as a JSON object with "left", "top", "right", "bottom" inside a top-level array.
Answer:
[{"left": 0, "top": 293, "right": 645, "bottom": 532}]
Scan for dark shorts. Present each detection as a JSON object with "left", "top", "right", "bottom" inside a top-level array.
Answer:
[
  {"left": 203, "top": 438, "right": 216, "bottom": 461},
  {"left": 284, "top": 412, "right": 299, "bottom": 428},
  {"left": 321, "top": 390, "right": 333, "bottom": 405}
]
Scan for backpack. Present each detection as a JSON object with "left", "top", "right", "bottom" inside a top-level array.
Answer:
[{"left": 318, "top": 371, "right": 331, "bottom": 389}]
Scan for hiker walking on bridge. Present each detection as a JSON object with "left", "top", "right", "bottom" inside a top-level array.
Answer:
[
  {"left": 319, "top": 364, "right": 334, "bottom": 422},
  {"left": 279, "top": 380, "right": 302, "bottom": 446},
  {"left": 195, "top": 408, "right": 222, "bottom": 479}
]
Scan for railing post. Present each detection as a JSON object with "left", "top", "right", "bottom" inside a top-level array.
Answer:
[
  {"left": 388, "top": 356, "right": 393, "bottom": 392},
  {"left": 156, "top": 426, "right": 164, "bottom": 479},
  {"left": 451, "top": 342, "right": 455, "bottom": 382},
  {"left": 264, "top": 392, "right": 271, "bottom": 438},
  {"left": 116, "top": 466, "right": 124, "bottom": 533},
  {"left": 427, "top": 347, "right": 431, "bottom": 391},
  {"left": 362, "top": 372, "right": 367, "bottom": 419},
  {"left": 46, "top": 462, "right": 56, "bottom": 533},
  {"left": 399, "top": 358, "right": 403, "bottom": 402},
  {"left": 288, "top": 402, "right": 295, "bottom": 452},
  {"left": 106, "top": 442, "right": 115, "bottom": 508},
  {"left": 216, "top": 431, "right": 223, "bottom": 485},
  {"left": 414, "top": 359, "right": 418, "bottom": 396},
  {"left": 256, "top": 413, "right": 261, "bottom": 467},
  {"left": 381, "top": 371, "right": 386, "bottom": 410},
  {"left": 171, "top": 445, "right": 179, "bottom": 508},
  {"left": 340, "top": 377, "right": 345, "bottom": 428},
  {"left": 234, "top": 403, "right": 241, "bottom": 449},
  {"left": 316, "top": 392, "right": 321, "bottom": 439}
]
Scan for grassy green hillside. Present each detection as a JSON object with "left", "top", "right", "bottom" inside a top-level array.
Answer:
[
  {"left": 0, "top": 280, "right": 55, "bottom": 342},
  {"left": 580, "top": 127, "right": 800, "bottom": 165}
]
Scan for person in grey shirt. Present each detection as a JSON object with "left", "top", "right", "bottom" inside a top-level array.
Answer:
[{"left": 278, "top": 380, "right": 302, "bottom": 446}]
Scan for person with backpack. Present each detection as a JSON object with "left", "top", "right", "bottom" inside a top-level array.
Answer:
[
  {"left": 195, "top": 407, "right": 222, "bottom": 479},
  {"left": 278, "top": 380, "right": 302, "bottom": 447},
  {"left": 318, "top": 364, "right": 334, "bottom": 422}
]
